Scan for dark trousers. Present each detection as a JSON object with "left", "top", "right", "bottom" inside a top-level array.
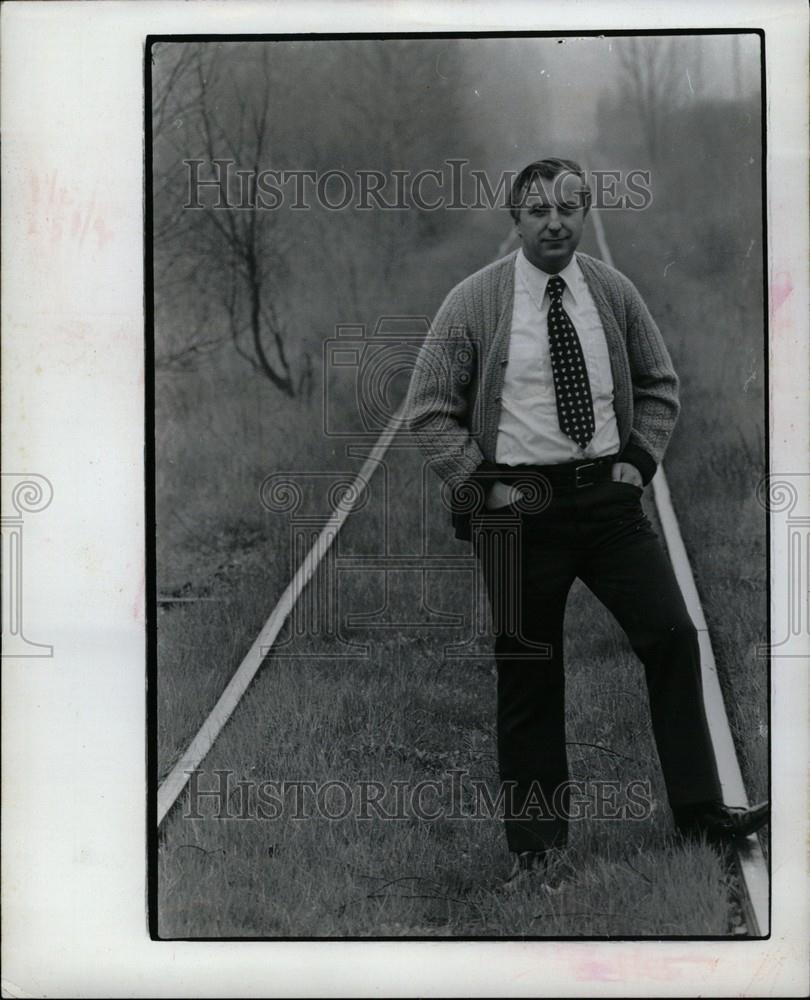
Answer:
[{"left": 475, "top": 477, "right": 723, "bottom": 853}]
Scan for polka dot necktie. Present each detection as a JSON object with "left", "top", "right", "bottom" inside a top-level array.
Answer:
[{"left": 546, "top": 274, "right": 595, "bottom": 450}]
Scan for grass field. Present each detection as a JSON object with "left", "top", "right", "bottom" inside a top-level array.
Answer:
[
  {"left": 154, "top": 216, "right": 766, "bottom": 938},
  {"left": 157, "top": 479, "right": 741, "bottom": 937}
]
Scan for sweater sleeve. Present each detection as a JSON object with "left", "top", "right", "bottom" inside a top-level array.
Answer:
[
  {"left": 617, "top": 275, "right": 681, "bottom": 484},
  {"left": 405, "top": 284, "right": 491, "bottom": 513}
]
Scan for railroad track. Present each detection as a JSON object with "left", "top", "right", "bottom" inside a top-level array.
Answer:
[
  {"left": 592, "top": 209, "right": 768, "bottom": 935},
  {"left": 156, "top": 217, "right": 769, "bottom": 936}
]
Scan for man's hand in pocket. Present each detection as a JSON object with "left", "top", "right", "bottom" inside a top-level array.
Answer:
[
  {"left": 610, "top": 462, "right": 643, "bottom": 488},
  {"left": 485, "top": 479, "right": 525, "bottom": 510}
]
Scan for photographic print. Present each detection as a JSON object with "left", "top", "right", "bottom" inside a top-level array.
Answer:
[{"left": 147, "top": 31, "right": 770, "bottom": 940}]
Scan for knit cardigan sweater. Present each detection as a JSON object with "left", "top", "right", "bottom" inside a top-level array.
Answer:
[{"left": 405, "top": 249, "right": 680, "bottom": 540}]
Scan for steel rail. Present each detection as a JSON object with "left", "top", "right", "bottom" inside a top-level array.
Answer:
[
  {"left": 593, "top": 206, "right": 769, "bottom": 935},
  {"left": 156, "top": 412, "right": 402, "bottom": 826}
]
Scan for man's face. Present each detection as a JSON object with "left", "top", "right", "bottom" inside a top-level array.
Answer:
[{"left": 514, "top": 171, "right": 589, "bottom": 273}]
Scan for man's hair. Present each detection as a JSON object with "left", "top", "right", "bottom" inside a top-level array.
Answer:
[{"left": 509, "top": 158, "right": 591, "bottom": 222}]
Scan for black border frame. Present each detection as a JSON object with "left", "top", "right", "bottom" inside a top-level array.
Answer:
[{"left": 145, "top": 27, "right": 770, "bottom": 942}]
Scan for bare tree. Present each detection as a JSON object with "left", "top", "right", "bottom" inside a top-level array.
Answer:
[
  {"left": 616, "top": 37, "right": 685, "bottom": 165},
  {"left": 151, "top": 39, "right": 487, "bottom": 380},
  {"left": 152, "top": 43, "right": 296, "bottom": 395}
]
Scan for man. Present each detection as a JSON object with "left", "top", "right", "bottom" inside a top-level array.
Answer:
[{"left": 406, "top": 157, "right": 768, "bottom": 888}]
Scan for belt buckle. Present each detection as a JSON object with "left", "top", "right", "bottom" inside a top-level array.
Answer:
[{"left": 574, "top": 461, "right": 597, "bottom": 489}]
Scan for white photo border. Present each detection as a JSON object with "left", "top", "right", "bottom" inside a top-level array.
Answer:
[{"left": 2, "top": 1, "right": 807, "bottom": 996}]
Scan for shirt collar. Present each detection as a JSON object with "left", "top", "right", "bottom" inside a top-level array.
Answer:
[{"left": 517, "top": 248, "right": 583, "bottom": 305}]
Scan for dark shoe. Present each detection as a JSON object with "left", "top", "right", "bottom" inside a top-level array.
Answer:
[
  {"left": 674, "top": 800, "right": 770, "bottom": 843},
  {"left": 502, "top": 850, "right": 568, "bottom": 894}
]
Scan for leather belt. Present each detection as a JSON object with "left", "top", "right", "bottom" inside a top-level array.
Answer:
[{"left": 492, "top": 455, "right": 616, "bottom": 493}]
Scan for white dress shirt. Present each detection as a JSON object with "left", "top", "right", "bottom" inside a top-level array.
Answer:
[{"left": 495, "top": 249, "right": 621, "bottom": 466}]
